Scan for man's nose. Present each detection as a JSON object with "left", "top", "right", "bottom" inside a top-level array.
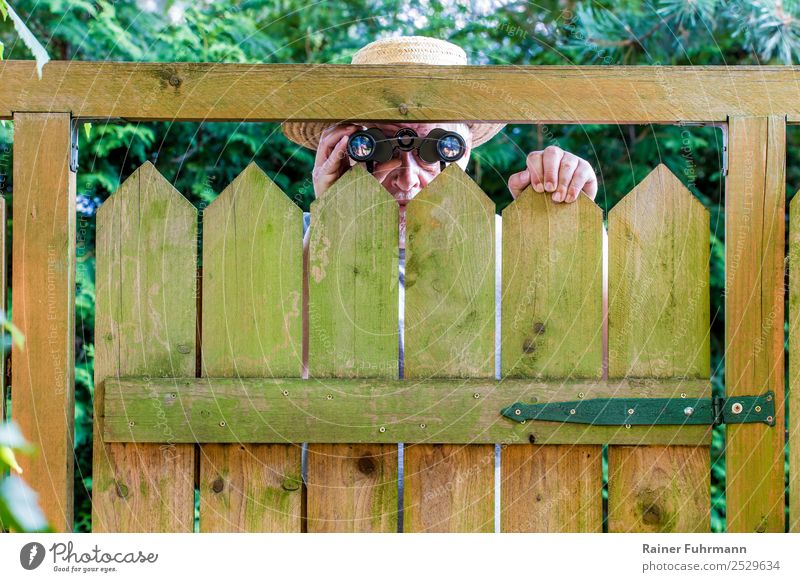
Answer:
[{"left": 392, "top": 151, "right": 422, "bottom": 192}]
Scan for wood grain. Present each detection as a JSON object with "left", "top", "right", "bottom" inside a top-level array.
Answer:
[
  {"left": 93, "top": 161, "right": 196, "bottom": 532},
  {"left": 11, "top": 113, "right": 76, "bottom": 532},
  {"left": 404, "top": 164, "right": 495, "bottom": 532},
  {"left": 790, "top": 190, "right": 800, "bottom": 533},
  {"left": 500, "top": 188, "right": 604, "bottom": 532},
  {"left": 725, "top": 117, "right": 786, "bottom": 533},
  {"left": 306, "top": 165, "right": 399, "bottom": 532},
  {"left": 199, "top": 162, "right": 303, "bottom": 532},
  {"left": 103, "top": 377, "right": 712, "bottom": 445},
  {"left": 6, "top": 62, "right": 800, "bottom": 122},
  {"left": 608, "top": 164, "right": 711, "bottom": 532}
]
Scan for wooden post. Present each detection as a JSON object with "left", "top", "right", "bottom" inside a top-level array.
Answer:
[
  {"left": 11, "top": 113, "right": 76, "bottom": 532},
  {"left": 725, "top": 116, "right": 786, "bottom": 532}
]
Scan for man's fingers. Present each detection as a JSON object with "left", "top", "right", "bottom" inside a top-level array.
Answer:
[
  {"left": 507, "top": 169, "right": 531, "bottom": 199},
  {"left": 554, "top": 154, "right": 579, "bottom": 202},
  {"left": 542, "top": 146, "right": 564, "bottom": 192},
  {"left": 525, "top": 152, "right": 544, "bottom": 191},
  {"left": 317, "top": 124, "right": 360, "bottom": 163},
  {"left": 566, "top": 168, "right": 591, "bottom": 203},
  {"left": 320, "top": 136, "right": 349, "bottom": 177}
]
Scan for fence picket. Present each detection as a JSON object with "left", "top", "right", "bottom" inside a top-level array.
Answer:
[
  {"left": 403, "top": 164, "right": 495, "bottom": 532},
  {"left": 93, "top": 161, "right": 196, "bottom": 532},
  {"left": 199, "top": 162, "right": 303, "bottom": 531},
  {"left": 500, "top": 189, "right": 603, "bottom": 532},
  {"left": 306, "top": 165, "right": 399, "bottom": 532},
  {"left": 607, "top": 164, "right": 711, "bottom": 532}
]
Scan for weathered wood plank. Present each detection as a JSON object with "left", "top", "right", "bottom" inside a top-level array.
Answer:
[
  {"left": 404, "top": 164, "right": 495, "bottom": 532},
  {"left": 93, "top": 161, "right": 196, "bottom": 532},
  {"left": 791, "top": 190, "right": 800, "bottom": 533},
  {"left": 199, "top": 162, "right": 303, "bottom": 532},
  {"left": 725, "top": 117, "right": 786, "bottom": 533},
  {"left": 500, "top": 188, "right": 604, "bottom": 532},
  {"left": 306, "top": 165, "right": 399, "bottom": 532},
  {"left": 11, "top": 113, "right": 76, "bottom": 532},
  {"left": 608, "top": 164, "right": 711, "bottom": 533},
  {"left": 103, "top": 377, "right": 712, "bottom": 445},
  {"left": 6, "top": 62, "right": 800, "bottom": 122}
]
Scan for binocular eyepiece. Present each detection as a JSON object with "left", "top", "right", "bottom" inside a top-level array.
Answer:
[{"left": 347, "top": 127, "right": 466, "bottom": 173}]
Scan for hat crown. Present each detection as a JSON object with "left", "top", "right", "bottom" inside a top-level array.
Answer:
[{"left": 351, "top": 35, "right": 468, "bottom": 66}]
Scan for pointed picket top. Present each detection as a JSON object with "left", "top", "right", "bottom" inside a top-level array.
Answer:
[
  {"left": 207, "top": 161, "right": 301, "bottom": 219},
  {"left": 98, "top": 160, "right": 195, "bottom": 219},
  {"left": 609, "top": 163, "right": 707, "bottom": 223},
  {"left": 311, "top": 164, "right": 397, "bottom": 216},
  {"left": 407, "top": 162, "right": 495, "bottom": 216}
]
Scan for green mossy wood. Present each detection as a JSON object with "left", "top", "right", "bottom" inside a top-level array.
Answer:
[
  {"left": 199, "top": 162, "right": 303, "bottom": 532},
  {"left": 403, "top": 163, "right": 495, "bottom": 532},
  {"left": 93, "top": 161, "right": 197, "bottom": 532},
  {"left": 500, "top": 187, "right": 604, "bottom": 532},
  {"left": 306, "top": 165, "right": 399, "bottom": 532},
  {"left": 607, "top": 164, "right": 711, "bottom": 533}
]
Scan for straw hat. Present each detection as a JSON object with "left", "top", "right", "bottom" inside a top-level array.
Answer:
[{"left": 281, "top": 36, "right": 506, "bottom": 150}]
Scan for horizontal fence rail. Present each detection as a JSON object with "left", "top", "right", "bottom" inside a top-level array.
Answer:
[{"left": 4, "top": 62, "right": 800, "bottom": 122}]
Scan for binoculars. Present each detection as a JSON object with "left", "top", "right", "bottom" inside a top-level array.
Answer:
[{"left": 347, "top": 127, "right": 466, "bottom": 173}]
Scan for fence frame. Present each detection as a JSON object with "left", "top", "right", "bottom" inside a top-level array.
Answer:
[{"left": 0, "top": 61, "right": 790, "bottom": 532}]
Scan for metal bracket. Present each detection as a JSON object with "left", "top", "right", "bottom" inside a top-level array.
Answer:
[
  {"left": 69, "top": 117, "right": 79, "bottom": 173},
  {"left": 501, "top": 392, "right": 775, "bottom": 427}
]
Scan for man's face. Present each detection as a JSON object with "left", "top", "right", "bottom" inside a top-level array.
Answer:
[{"left": 352, "top": 122, "right": 472, "bottom": 206}]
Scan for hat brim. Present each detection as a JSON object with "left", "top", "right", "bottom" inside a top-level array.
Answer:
[{"left": 281, "top": 120, "right": 505, "bottom": 151}]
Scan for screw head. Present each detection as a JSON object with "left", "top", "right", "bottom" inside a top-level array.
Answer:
[
  {"left": 419, "top": 423, "right": 426, "bottom": 429},
  {"left": 680, "top": 393, "right": 687, "bottom": 398},
  {"left": 128, "top": 420, "right": 135, "bottom": 427},
  {"left": 399, "top": 103, "right": 409, "bottom": 115},
  {"left": 515, "top": 409, "right": 522, "bottom": 416},
  {"left": 379, "top": 426, "right": 386, "bottom": 433},
  {"left": 684, "top": 406, "right": 694, "bottom": 417},
  {"left": 625, "top": 424, "right": 631, "bottom": 429},
  {"left": 578, "top": 392, "right": 585, "bottom": 399},
  {"left": 767, "top": 415, "right": 774, "bottom": 423},
  {"left": 473, "top": 393, "right": 480, "bottom": 399},
  {"left": 282, "top": 390, "right": 289, "bottom": 397},
  {"left": 569, "top": 409, "right": 576, "bottom": 415},
  {"left": 731, "top": 402, "right": 744, "bottom": 414},
  {"left": 755, "top": 405, "right": 762, "bottom": 413},
  {"left": 326, "top": 394, "right": 333, "bottom": 400},
  {"left": 627, "top": 408, "right": 635, "bottom": 415},
  {"left": 219, "top": 421, "right": 226, "bottom": 427}
]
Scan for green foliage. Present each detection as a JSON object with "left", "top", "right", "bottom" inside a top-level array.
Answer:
[
  {"left": 0, "top": 421, "right": 53, "bottom": 532},
  {"left": 1, "top": 0, "right": 797, "bottom": 532}
]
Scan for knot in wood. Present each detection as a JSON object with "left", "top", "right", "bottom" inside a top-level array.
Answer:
[
  {"left": 211, "top": 477, "right": 225, "bottom": 493},
  {"left": 357, "top": 455, "right": 376, "bottom": 475}
]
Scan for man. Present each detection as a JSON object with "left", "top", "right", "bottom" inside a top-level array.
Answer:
[{"left": 281, "top": 35, "right": 599, "bottom": 376}]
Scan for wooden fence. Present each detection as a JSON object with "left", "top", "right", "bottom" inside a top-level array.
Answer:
[{"left": 0, "top": 62, "right": 796, "bottom": 533}]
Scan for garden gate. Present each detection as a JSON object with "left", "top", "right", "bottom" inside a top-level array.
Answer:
[{"left": 1, "top": 62, "right": 796, "bottom": 532}]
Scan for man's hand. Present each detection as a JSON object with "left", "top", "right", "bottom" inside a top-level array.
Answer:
[
  {"left": 312, "top": 124, "right": 362, "bottom": 199},
  {"left": 507, "top": 145, "right": 598, "bottom": 203}
]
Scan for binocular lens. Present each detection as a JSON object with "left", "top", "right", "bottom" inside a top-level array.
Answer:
[
  {"left": 347, "top": 134, "right": 376, "bottom": 161},
  {"left": 437, "top": 134, "right": 464, "bottom": 161}
]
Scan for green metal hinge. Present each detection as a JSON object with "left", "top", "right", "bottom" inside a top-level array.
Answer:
[{"left": 501, "top": 392, "right": 775, "bottom": 427}]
